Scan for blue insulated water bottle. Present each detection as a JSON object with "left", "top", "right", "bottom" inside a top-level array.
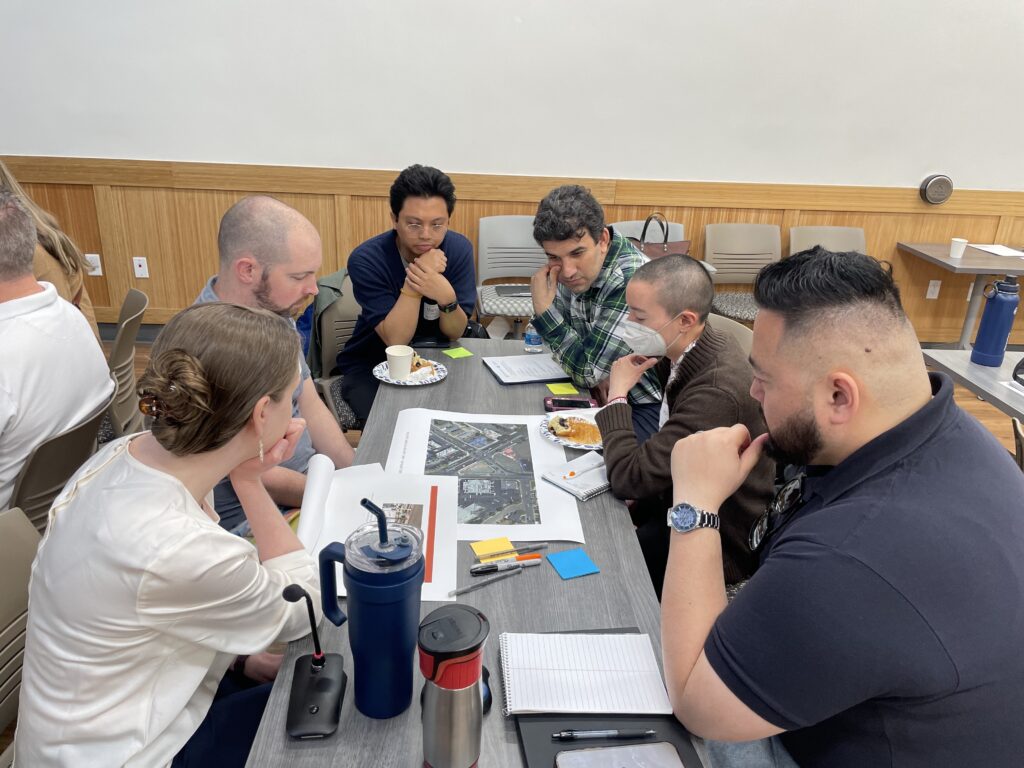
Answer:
[
  {"left": 319, "top": 501, "right": 425, "bottom": 719},
  {"left": 971, "top": 277, "right": 1019, "bottom": 367}
]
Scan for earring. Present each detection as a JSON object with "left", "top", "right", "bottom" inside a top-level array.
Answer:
[{"left": 258, "top": 438, "right": 264, "bottom": 464}]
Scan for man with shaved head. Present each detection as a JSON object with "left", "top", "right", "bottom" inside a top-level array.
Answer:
[
  {"left": 657, "top": 247, "right": 1024, "bottom": 766},
  {"left": 595, "top": 254, "right": 772, "bottom": 598},
  {"left": 196, "top": 195, "right": 354, "bottom": 533}
]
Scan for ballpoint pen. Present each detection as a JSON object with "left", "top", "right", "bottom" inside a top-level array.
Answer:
[
  {"left": 470, "top": 557, "right": 542, "bottom": 576},
  {"left": 448, "top": 567, "right": 522, "bottom": 597},
  {"left": 475, "top": 542, "right": 549, "bottom": 560},
  {"left": 552, "top": 729, "right": 656, "bottom": 741}
]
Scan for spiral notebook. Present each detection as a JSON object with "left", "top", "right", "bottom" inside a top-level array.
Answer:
[
  {"left": 498, "top": 632, "right": 673, "bottom": 716},
  {"left": 541, "top": 451, "right": 610, "bottom": 501}
]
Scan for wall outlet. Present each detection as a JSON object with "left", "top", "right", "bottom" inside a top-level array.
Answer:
[
  {"left": 84, "top": 253, "right": 102, "bottom": 276},
  {"left": 926, "top": 280, "right": 941, "bottom": 300},
  {"left": 132, "top": 256, "right": 150, "bottom": 279}
]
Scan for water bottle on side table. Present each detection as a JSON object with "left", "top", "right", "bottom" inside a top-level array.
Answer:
[
  {"left": 524, "top": 323, "right": 543, "bottom": 353},
  {"left": 970, "top": 276, "right": 1019, "bottom": 367}
]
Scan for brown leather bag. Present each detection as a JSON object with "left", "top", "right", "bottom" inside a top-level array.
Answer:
[{"left": 628, "top": 212, "right": 691, "bottom": 259}]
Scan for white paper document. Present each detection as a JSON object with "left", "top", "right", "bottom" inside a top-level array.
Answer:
[
  {"left": 298, "top": 455, "right": 459, "bottom": 602},
  {"left": 482, "top": 353, "right": 572, "bottom": 384},
  {"left": 385, "top": 408, "right": 585, "bottom": 543},
  {"left": 970, "top": 244, "right": 1024, "bottom": 258}
]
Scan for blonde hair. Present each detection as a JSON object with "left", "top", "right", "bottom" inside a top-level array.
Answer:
[
  {"left": 0, "top": 159, "right": 87, "bottom": 277},
  {"left": 137, "top": 303, "right": 300, "bottom": 456}
]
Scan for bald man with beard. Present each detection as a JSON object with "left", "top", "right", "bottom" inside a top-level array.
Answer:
[{"left": 656, "top": 247, "right": 1024, "bottom": 767}]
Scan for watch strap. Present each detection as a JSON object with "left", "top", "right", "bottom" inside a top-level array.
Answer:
[{"left": 439, "top": 300, "right": 459, "bottom": 313}]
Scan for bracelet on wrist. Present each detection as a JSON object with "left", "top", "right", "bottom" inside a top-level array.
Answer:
[
  {"left": 606, "top": 396, "right": 629, "bottom": 406},
  {"left": 400, "top": 287, "right": 421, "bottom": 299}
]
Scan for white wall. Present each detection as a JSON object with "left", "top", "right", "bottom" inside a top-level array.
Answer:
[{"left": 3, "top": 0, "right": 1023, "bottom": 190}]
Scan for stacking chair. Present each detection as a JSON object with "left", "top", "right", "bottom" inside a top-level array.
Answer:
[
  {"left": 1013, "top": 418, "right": 1023, "bottom": 472},
  {"left": 476, "top": 216, "right": 547, "bottom": 338},
  {"left": 707, "top": 312, "right": 754, "bottom": 356},
  {"left": 10, "top": 389, "right": 113, "bottom": 535},
  {"left": 100, "top": 288, "right": 149, "bottom": 444},
  {"left": 0, "top": 507, "right": 40, "bottom": 768},
  {"left": 704, "top": 224, "right": 782, "bottom": 324},
  {"left": 789, "top": 226, "right": 867, "bottom": 256},
  {"left": 313, "top": 274, "right": 363, "bottom": 431}
]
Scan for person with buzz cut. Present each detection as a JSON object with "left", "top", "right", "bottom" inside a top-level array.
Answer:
[
  {"left": 337, "top": 164, "right": 478, "bottom": 422},
  {"left": 595, "top": 254, "right": 772, "bottom": 599}
]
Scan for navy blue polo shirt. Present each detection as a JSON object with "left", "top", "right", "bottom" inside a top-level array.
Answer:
[
  {"left": 705, "top": 373, "right": 1024, "bottom": 767},
  {"left": 336, "top": 230, "right": 476, "bottom": 373}
]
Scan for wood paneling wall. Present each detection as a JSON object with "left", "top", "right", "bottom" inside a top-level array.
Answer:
[{"left": 5, "top": 156, "right": 1024, "bottom": 343}]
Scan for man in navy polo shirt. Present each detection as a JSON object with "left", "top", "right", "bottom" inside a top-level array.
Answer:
[
  {"left": 659, "top": 247, "right": 1024, "bottom": 767},
  {"left": 337, "top": 165, "right": 477, "bottom": 420}
]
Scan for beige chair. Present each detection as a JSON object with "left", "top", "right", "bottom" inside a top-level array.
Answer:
[
  {"left": 704, "top": 224, "right": 782, "bottom": 324},
  {"left": 314, "top": 275, "right": 363, "bottom": 431},
  {"left": 101, "top": 289, "right": 149, "bottom": 443},
  {"left": 1013, "top": 418, "right": 1023, "bottom": 472},
  {"left": 0, "top": 506, "right": 42, "bottom": 768},
  {"left": 10, "top": 390, "right": 113, "bottom": 535},
  {"left": 707, "top": 312, "right": 753, "bottom": 356},
  {"left": 476, "top": 215, "right": 547, "bottom": 338},
  {"left": 789, "top": 226, "right": 867, "bottom": 256}
]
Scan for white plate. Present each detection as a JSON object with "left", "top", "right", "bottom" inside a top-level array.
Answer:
[
  {"left": 539, "top": 413, "right": 603, "bottom": 451},
  {"left": 372, "top": 360, "right": 449, "bottom": 386}
]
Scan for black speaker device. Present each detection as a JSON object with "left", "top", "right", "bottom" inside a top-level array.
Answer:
[{"left": 282, "top": 585, "right": 347, "bottom": 739}]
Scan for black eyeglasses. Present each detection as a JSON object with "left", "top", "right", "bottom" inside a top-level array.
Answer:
[{"left": 748, "top": 473, "right": 805, "bottom": 552}]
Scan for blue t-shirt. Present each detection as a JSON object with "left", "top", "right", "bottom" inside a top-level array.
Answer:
[
  {"left": 704, "top": 373, "right": 1024, "bottom": 767},
  {"left": 336, "top": 230, "right": 476, "bottom": 373},
  {"left": 195, "top": 277, "right": 316, "bottom": 531}
]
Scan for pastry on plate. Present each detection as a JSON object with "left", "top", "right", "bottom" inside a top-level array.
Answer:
[
  {"left": 549, "top": 415, "right": 601, "bottom": 445},
  {"left": 410, "top": 353, "right": 436, "bottom": 377}
]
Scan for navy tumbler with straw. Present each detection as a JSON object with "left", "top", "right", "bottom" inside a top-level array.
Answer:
[{"left": 319, "top": 499, "right": 425, "bottom": 719}]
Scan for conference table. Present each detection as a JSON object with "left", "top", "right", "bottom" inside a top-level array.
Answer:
[
  {"left": 896, "top": 242, "right": 1024, "bottom": 349},
  {"left": 923, "top": 349, "right": 1024, "bottom": 421},
  {"left": 245, "top": 338, "right": 699, "bottom": 767}
]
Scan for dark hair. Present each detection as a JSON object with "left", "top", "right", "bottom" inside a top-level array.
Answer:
[
  {"left": 389, "top": 165, "right": 456, "bottom": 216},
  {"left": 632, "top": 255, "right": 715, "bottom": 321},
  {"left": 753, "top": 246, "right": 905, "bottom": 333},
  {"left": 532, "top": 185, "right": 605, "bottom": 244},
  {"left": 138, "top": 303, "right": 299, "bottom": 456},
  {"left": 0, "top": 191, "right": 36, "bottom": 280}
]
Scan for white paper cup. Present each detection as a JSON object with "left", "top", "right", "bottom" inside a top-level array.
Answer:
[
  {"left": 950, "top": 237, "right": 968, "bottom": 259},
  {"left": 385, "top": 345, "right": 414, "bottom": 380}
]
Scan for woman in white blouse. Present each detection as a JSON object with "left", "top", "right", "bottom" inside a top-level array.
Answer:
[{"left": 15, "top": 302, "right": 323, "bottom": 768}]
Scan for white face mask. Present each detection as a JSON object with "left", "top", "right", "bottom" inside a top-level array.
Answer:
[{"left": 617, "top": 313, "right": 683, "bottom": 358}]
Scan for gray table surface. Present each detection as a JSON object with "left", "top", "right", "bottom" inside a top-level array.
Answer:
[
  {"left": 897, "top": 243, "right": 1024, "bottom": 349},
  {"left": 246, "top": 338, "right": 677, "bottom": 768},
  {"left": 924, "top": 349, "right": 1024, "bottom": 421}
]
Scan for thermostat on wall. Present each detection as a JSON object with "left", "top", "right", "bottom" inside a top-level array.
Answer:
[{"left": 920, "top": 174, "right": 953, "bottom": 205}]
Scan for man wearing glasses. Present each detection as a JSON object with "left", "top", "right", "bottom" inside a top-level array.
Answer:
[
  {"left": 337, "top": 165, "right": 477, "bottom": 421},
  {"left": 659, "top": 247, "right": 1024, "bottom": 767}
]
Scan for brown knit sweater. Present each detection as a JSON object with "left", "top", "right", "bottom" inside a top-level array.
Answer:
[{"left": 594, "top": 322, "right": 774, "bottom": 583}]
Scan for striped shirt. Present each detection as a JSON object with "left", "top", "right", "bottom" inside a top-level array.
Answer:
[{"left": 532, "top": 230, "right": 661, "bottom": 405}]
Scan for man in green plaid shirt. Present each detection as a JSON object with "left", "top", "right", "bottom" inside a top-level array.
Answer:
[{"left": 529, "top": 185, "right": 663, "bottom": 442}]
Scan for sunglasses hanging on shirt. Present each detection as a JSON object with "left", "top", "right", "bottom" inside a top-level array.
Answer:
[{"left": 748, "top": 473, "right": 806, "bottom": 552}]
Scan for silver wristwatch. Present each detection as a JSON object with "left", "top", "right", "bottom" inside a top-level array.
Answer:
[{"left": 666, "top": 502, "right": 720, "bottom": 534}]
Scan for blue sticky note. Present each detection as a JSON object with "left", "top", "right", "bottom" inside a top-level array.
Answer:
[{"left": 547, "top": 548, "right": 600, "bottom": 580}]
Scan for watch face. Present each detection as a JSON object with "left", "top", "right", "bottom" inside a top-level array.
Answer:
[{"left": 670, "top": 505, "right": 698, "bottom": 532}]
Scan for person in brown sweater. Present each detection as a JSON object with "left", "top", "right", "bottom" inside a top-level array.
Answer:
[{"left": 595, "top": 255, "right": 774, "bottom": 598}]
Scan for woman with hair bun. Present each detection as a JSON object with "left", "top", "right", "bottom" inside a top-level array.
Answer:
[{"left": 15, "top": 302, "right": 321, "bottom": 768}]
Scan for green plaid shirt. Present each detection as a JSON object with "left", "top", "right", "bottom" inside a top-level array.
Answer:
[{"left": 532, "top": 230, "right": 661, "bottom": 405}]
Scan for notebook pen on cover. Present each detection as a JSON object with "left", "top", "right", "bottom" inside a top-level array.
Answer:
[{"left": 552, "top": 729, "right": 656, "bottom": 741}]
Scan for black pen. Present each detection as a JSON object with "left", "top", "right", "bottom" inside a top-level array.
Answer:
[{"left": 552, "top": 729, "right": 656, "bottom": 741}]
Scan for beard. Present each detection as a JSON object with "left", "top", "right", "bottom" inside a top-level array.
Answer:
[
  {"left": 253, "top": 273, "right": 302, "bottom": 319},
  {"left": 763, "top": 409, "right": 824, "bottom": 467}
]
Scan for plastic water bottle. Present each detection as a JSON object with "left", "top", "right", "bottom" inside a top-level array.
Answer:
[
  {"left": 523, "top": 323, "right": 543, "bottom": 353},
  {"left": 970, "top": 277, "right": 1019, "bottom": 367}
]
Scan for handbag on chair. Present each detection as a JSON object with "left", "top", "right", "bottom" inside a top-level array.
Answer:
[{"left": 628, "top": 212, "right": 691, "bottom": 259}]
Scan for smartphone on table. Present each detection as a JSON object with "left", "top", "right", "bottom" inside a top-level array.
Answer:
[{"left": 544, "top": 397, "right": 599, "bottom": 412}]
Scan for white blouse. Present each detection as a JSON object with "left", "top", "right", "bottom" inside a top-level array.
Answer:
[{"left": 14, "top": 436, "right": 321, "bottom": 767}]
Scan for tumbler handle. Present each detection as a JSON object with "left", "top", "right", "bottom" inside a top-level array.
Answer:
[{"left": 318, "top": 542, "right": 349, "bottom": 627}]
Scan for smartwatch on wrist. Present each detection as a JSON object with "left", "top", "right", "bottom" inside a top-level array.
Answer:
[
  {"left": 666, "top": 502, "right": 720, "bottom": 534},
  {"left": 439, "top": 300, "right": 459, "bottom": 314}
]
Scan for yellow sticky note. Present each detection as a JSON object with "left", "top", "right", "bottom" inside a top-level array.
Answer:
[
  {"left": 547, "top": 382, "right": 580, "bottom": 395},
  {"left": 471, "top": 537, "right": 514, "bottom": 558},
  {"left": 443, "top": 346, "right": 474, "bottom": 359}
]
